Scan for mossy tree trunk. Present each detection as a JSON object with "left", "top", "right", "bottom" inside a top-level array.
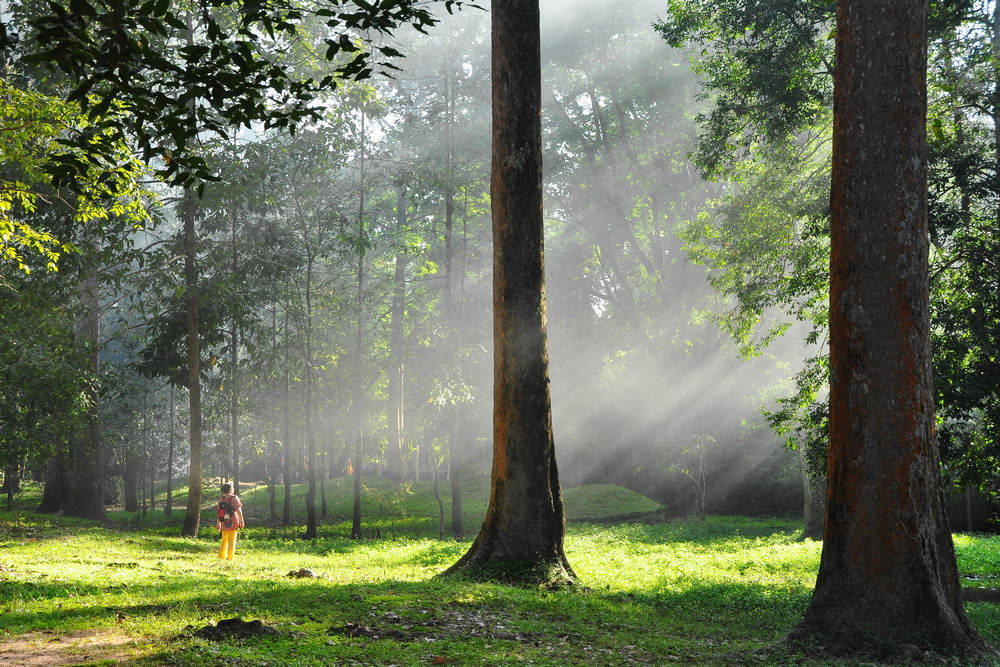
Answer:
[
  {"left": 789, "top": 0, "right": 992, "bottom": 658},
  {"left": 445, "top": 0, "right": 573, "bottom": 585}
]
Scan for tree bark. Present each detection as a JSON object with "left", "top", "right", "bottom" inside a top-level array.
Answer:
[
  {"left": 446, "top": 0, "right": 573, "bottom": 584},
  {"left": 180, "top": 183, "right": 203, "bottom": 537},
  {"left": 789, "top": 0, "right": 991, "bottom": 657}
]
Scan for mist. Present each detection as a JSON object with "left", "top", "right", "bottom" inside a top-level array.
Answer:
[{"left": 3, "top": 0, "right": 814, "bottom": 524}]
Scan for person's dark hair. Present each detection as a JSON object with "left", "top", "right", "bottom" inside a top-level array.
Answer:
[{"left": 221, "top": 483, "right": 232, "bottom": 495}]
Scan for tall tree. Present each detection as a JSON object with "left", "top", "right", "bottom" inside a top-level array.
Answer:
[
  {"left": 386, "top": 181, "right": 408, "bottom": 482},
  {"left": 350, "top": 110, "right": 368, "bottom": 541},
  {"left": 446, "top": 0, "right": 573, "bottom": 584},
  {"left": 179, "top": 183, "right": 204, "bottom": 537},
  {"left": 787, "top": 0, "right": 991, "bottom": 658}
]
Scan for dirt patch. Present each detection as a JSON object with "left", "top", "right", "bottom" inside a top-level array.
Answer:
[
  {"left": 328, "top": 622, "right": 413, "bottom": 641},
  {"left": 329, "top": 605, "right": 540, "bottom": 644},
  {"left": 0, "top": 629, "right": 136, "bottom": 666},
  {"left": 192, "top": 617, "right": 280, "bottom": 640},
  {"left": 285, "top": 568, "right": 321, "bottom": 578}
]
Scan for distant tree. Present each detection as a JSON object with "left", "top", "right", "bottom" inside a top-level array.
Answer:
[
  {"left": 446, "top": 0, "right": 574, "bottom": 584},
  {"left": 16, "top": 0, "right": 474, "bottom": 535},
  {"left": 787, "top": 0, "right": 991, "bottom": 658}
]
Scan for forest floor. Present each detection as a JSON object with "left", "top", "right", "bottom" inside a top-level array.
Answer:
[{"left": 1, "top": 478, "right": 999, "bottom": 665}]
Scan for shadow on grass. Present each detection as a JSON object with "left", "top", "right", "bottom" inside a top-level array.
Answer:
[{"left": 3, "top": 569, "right": 817, "bottom": 664}]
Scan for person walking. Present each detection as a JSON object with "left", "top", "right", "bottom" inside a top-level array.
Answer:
[{"left": 216, "top": 483, "right": 245, "bottom": 560}]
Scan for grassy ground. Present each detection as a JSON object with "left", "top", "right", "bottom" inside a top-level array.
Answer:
[{"left": 1, "top": 479, "right": 999, "bottom": 665}]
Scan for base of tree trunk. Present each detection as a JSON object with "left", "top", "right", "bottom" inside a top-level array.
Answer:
[
  {"left": 444, "top": 545, "right": 576, "bottom": 587},
  {"left": 780, "top": 610, "right": 996, "bottom": 663}
]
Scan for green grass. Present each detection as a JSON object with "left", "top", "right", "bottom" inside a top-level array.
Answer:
[
  {"left": 1, "top": 480, "right": 998, "bottom": 665},
  {"left": 563, "top": 484, "right": 663, "bottom": 520}
]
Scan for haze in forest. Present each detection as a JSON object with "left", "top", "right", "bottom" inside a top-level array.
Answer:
[
  {"left": 385, "top": 0, "right": 814, "bottom": 512},
  {"left": 1, "top": 0, "right": 815, "bottom": 522}
]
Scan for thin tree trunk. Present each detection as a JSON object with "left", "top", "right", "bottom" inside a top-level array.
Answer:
[
  {"left": 145, "top": 389, "right": 154, "bottom": 512},
  {"left": 3, "top": 459, "right": 20, "bottom": 511},
  {"left": 966, "top": 487, "right": 974, "bottom": 533},
  {"left": 180, "top": 14, "right": 203, "bottom": 537},
  {"left": 282, "top": 306, "right": 292, "bottom": 525},
  {"left": 124, "top": 448, "right": 139, "bottom": 513},
  {"left": 444, "top": 65, "right": 464, "bottom": 538},
  {"left": 320, "top": 454, "right": 327, "bottom": 519},
  {"left": 269, "top": 306, "right": 278, "bottom": 522},
  {"left": 302, "top": 245, "right": 317, "bottom": 539},
  {"left": 433, "top": 446, "right": 445, "bottom": 540},
  {"left": 180, "top": 182, "right": 203, "bottom": 537},
  {"left": 789, "top": 0, "right": 991, "bottom": 657},
  {"left": 230, "top": 322, "right": 239, "bottom": 496},
  {"left": 446, "top": 0, "right": 573, "bottom": 584},
  {"left": 387, "top": 182, "right": 407, "bottom": 482},
  {"left": 140, "top": 456, "right": 147, "bottom": 518},
  {"left": 166, "top": 385, "right": 174, "bottom": 516},
  {"left": 351, "top": 111, "right": 367, "bottom": 540},
  {"left": 38, "top": 456, "right": 65, "bottom": 513},
  {"left": 799, "top": 446, "right": 824, "bottom": 539},
  {"left": 449, "top": 409, "right": 464, "bottom": 538},
  {"left": 67, "top": 272, "right": 106, "bottom": 519},
  {"left": 230, "top": 208, "right": 240, "bottom": 496}
]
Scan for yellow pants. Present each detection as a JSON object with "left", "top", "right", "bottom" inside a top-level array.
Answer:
[{"left": 218, "top": 529, "right": 238, "bottom": 560}]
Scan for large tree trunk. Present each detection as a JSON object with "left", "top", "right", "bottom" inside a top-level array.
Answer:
[
  {"left": 180, "top": 183, "right": 203, "bottom": 537},
  {"left": 789, "top": 0, "right": 991, "bottom": 658},
  {"left": 446, "top": 0, "right": 573, "bottom": 584}
]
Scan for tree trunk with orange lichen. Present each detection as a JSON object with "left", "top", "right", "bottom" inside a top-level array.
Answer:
[
  {"left": 444, "top": 0, "right": 574, "bottom": 585},
  {"left": 787, "top": 0, "right": 992, "bottom": 659}
]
